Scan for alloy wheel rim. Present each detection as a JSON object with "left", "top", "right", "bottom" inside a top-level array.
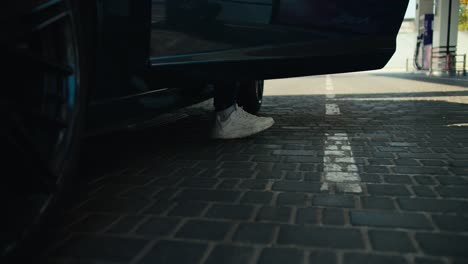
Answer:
[{"left": 2, "top": 0, "right": 79, "bottom": 256}]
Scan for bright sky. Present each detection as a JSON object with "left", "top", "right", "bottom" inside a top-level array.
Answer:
[{"left": 405, "top": 0, "right": 416, "bottom": 18}]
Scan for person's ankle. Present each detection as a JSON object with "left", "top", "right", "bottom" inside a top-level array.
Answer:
[{"left": 216, "top": 104, "right": 236, "bottom": 121}]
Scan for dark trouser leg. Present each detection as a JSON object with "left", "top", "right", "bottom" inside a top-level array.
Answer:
[{"left": 213, "top": 81, "right": 239, "bottom": 112}]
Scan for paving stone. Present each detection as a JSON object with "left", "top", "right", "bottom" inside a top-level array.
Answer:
[
  {"left": 172, "top": 168, "right": 204, "bottom": 178},
  {"left": 369, "top": 230, "right": 415, "bottom": 252},
  {"left": 362, "top": 165, "right": 391, "bottom": 173},
  {"left": 221, "top": 161, "right": 255, "bottom": 169},
  {"left": 449, "top": 148, "right": 468, "bottom": 154},
  {"left": 90, "top": 184, "right": 136, "bottom": 198},
  {"left": 412, "top": 186, "right": 438, "bottom": 197},
  {"left": 368, "top": 159, "right": 393, "bottom": 165},
  {"left": 143, "top": 200, "right": 175, "bottom": 214},
  {"left": 252, "top": 155, "right": 282, "bottom": 162},
  {"left": 436, "top": 186, "right": 468, "bottom": 198},
  {"left": 175, "top": 220, "right": 231, "bottom": 240},
  {"left": 416, "top": 233, "right": 468, "bottom": 257},
  {"left": 432, "top": 215, "right": 468, "bottom": 231},
  {"left": 322, "top": 208, "right": 345, "bottom": 225},
  {"left": 68, "top": 214, "right": 120, "bottom": 233},
  {"left": 450, "top": 160, "right": 468, "bottom": 167},
  {"left": 205, "top": 204, "right": 254, "bottom": 220},
  {"left": 272, "top": 181, "right": 322, "bottom": 193},
  {"left": 256, "top": 170, "right": 284, "bottom": 179},
  {"left": 168, "top": 201, "right": 208, "bottom": 217},
  {"left": 277, "top": 225, "right": 363, "bottom": 249},
  {"left": 240, "top": 191, "right": 273, "bottom": 204},
  {"left": 435, "top": 176, "right": 468, "bottom": 186},
  {"left": 350, "top": 211, "right": 432, "bottom": 229},
  {"left": 273, "top": 163, "right": 299, "bottom": 171},
  {"left": 152, "top": 177, "right": 181, "bottom": 186},
  {"left": 393, "top": 166, "right": 448, "bottom": 175},
  {"left": 394, "top": 159, "right": 420, "bottom": 166},
  {"left": 383, "top": 175, "right": 413, "bottom": 184},
  {"left": 273, "top": 150, "right": 317, "bottom": 156},
  {"left": 378, "top": 146, "right": 408, "bottom": 152},
  {"left": 179, "top": 178, "right": 219, "bottom": 188},
  {"left": 78, "top": 198, "right": 150, "bottom": 213},
  {"left": 299, "top": 163, "right": 316, "bottom": 171},
  {"left": 366, "top": 184, "right": 411, "bottom": 196},
  {"left": 176, "top": 189, "right": 240, "bottom": 202},
  {"left": 360, "top": 197, "right": 396, "bottom": 210},
  {"left": 398, "top": 198, "right": 468, "bottom": 213},
  {"left": 129, "top": 172, "right": 173, "bottom": 185},
  {"left": 152, "top": 188, "right": 180, "bottom": 200},
  {"left": 448, "top": 153, "right": 468, "bottom": 160},
  {"left": 304, "top": 172, "right": 322, "bottom": 182},
  {"left": 313, "top": 195, "right": 355, "bottom": 208},
  {"left": 296, "top": 207, "right": 319, "bottom": 225},
  {"left": 308, "top": 251, "right": 337, "bottom": 264},
  {"left": 218, "top": 169, "right": 255, "bottom": 178},
  {"left": 105, "top": 215, "right": 144, "bottom": 234},
  {"left": 370, "top": 152, "right": 396, "bottom": 159},
  {"left": 135, "top": 217, "right": 180, "bottom": 236},
  {"left": 414, "top": 176, "right": 437, "bottom": 185},
  {"left": 119, "top": 186, "right": 160, "bottom": 199},
  {"left": 277, "top": 192, "right": 308, "bottom": 206},
  {"left": 256, "top": 206, "right": 292, "bottom": 223},
  {"left": 285, "top": 171, "right": 303, "bottom": 180},
  {"left": 399, "top": 153, "right": 446, "bottom": 159},
  {"left": 452, "top": 259, "right": 468, "bottom": 264},
  {"left": 420, "top": 160, "right": 447, "bottom": 166},
  {"left": 217, "top": 179, "right": 240, "bottom": 189},
  {"left": 138, "top": 240, "right": 207, "bottom": 264},
  {"left": 232, "top": 223, "right": 276, "bottom": 243},
  {"left": 219, "top": 154, "right": 252, "bottom": 161},
  {"left": 54, "top": 235, "right": 147, "bottom": 262},
  {"left": 195, "top": 162, "right": 221, "bottom": 170},
  {"left": 282, "top": 144, "right": 305, "bottom": 150},
  {"left": 359, "top": 173, "right": 382, "bottom": 183},
  {"left": 451, "top": 168, "right": 468, "bottom": 175},
  {"left": 284, "top": 156, "right": 323, "bottom": 163},
  {"left": 204, "top": 245, "right": 255, "bottom": 264},
  {"left": 431, "top": 147, "right": 449, "bottom": 154},
  {"left": 343, "top": 253, "right": 408, "bottom": 264},
  {"left": 414, "top": 257, "right": 444, "bottom": 264},
  {"left": 258, "top": 247, "right": 304, "bottom": 264},
  {"left": 388, "top": 142, "right": 418, "bottom": 147},
  {"left": 239, "top": 179, "right": 269, "bottom": 190}
]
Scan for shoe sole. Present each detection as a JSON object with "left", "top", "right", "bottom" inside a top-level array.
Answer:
[{"left": 212, "top": 119, "right": 274, "bottom": 139}]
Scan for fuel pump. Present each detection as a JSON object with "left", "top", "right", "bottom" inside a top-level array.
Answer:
[{"left": 414, "top": 14, "right": 434, "bottom": 70}]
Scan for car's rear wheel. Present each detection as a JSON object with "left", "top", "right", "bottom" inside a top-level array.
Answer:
[
  {"left": 237, "top": 80, "right": 264, "bottom": 115},
  {"left": 1, "top": 0, "right": 87, "bottom": 260}
]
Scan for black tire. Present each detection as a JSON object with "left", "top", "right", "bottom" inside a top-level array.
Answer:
[
  {"left": 237, "top": 80, "right": 264, "bottom": 114},
  {"left": 1, "top": 0, "right": 88, "bottom": 261}
]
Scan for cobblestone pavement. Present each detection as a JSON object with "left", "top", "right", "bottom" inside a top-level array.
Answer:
[{"left": 40, "top": 72, "right": 468, "bottom": 264}]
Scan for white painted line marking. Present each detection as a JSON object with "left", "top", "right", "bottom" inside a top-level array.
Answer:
[
  {"left": 321, "top": 75, "right": 362, "bottom": 193},
  {"left": 325, "top": 172, "right": 360, "bottom": 182},
  {"left": 324, "top": 150, "right": 346, "bottom": 156},
  {"left": 320, "top": 182, "right": 329, "bottom": 191},
  {"left": 335, "top": 157, "right": 356, "bottom": 163},
  {"left": 325, "top": 75, "right": 334, "bottom": 91},
  {"left": 326, "top": 104, "right": 340, "bottom": 115},
  {"left": 336, "top": 183, "right": 362, "bottom": 193},
  {"left": 327, "top": 136, "right": 347, "bottom": 140},
  {"left": 281, "top": 126, "right": 311, "bottom": 129},
  {"left": 321, "top": 132, "right": 362, "bottom": 193}
]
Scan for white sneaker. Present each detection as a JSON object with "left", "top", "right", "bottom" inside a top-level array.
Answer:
[{"left": 212, "top": 105, "right": 274, "bottom": 139}]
